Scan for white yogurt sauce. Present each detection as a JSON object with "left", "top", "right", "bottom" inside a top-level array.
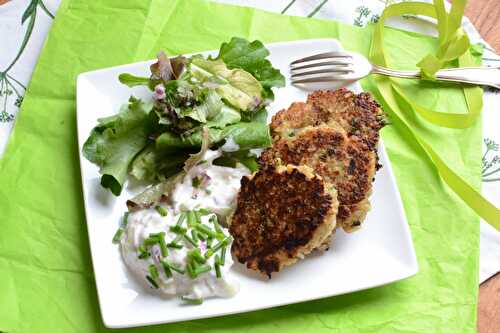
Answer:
[
  {"left": 120, "top": 149, "right": 249, "bottom": 301},
  {"left": 172, "top": 149, "right": 249, "bottom": 218}
]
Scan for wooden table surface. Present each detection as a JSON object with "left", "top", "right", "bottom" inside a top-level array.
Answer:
[{"left": 465, "top": 1, "right": 500, "bottom": 332}]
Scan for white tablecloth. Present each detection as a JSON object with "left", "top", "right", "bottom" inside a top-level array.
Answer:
[{"left": 1, "top": 0, "right": 499, "bottom": 283}]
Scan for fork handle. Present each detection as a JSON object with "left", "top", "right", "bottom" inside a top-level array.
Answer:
[{"left": 371, "top": 64, "right": 500, "bottom": 89}]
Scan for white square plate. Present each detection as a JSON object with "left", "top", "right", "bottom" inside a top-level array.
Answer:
[{"left": 77, "top": 39, "right": 418, "bottom": 329}]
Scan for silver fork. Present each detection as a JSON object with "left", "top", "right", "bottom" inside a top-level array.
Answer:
[{"left": 290, "top": 50, "right": 500, "bottom": 89}]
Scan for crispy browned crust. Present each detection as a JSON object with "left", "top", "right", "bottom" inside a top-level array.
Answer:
[
  {"left": 271, "top": 88, "right": 384, "bottom": 151},
  {"left": 229, "top": 164, "right": 338, "bottom": 277},
  {"left": 259, "top": 125, "right": 376, "bottom": 231},
  {"left": 263, "top": 89, "right": 385, "bottom": 231}
]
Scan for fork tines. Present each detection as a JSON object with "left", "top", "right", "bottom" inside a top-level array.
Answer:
[{"left": 290, "top": 51, "right": 354, "bottom": 84}]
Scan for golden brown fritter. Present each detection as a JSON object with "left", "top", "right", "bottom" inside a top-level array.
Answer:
[
  {"left": 230, "top": 164, "right": 338, "bottom": 277},
  {"left": 259, "top": 125, "right": 376, "bottom": 232},
  {"left": 271, "top": 88, "right": 384, "bottom": 151}
]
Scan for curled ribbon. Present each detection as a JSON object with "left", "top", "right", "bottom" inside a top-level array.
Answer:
[{"left": 369, "top": 0, "right": 500, "bottom": 230}]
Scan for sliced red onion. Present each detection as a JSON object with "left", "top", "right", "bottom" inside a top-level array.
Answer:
[{"left": 153, "top": 84, "right": 166, "bottom": 100}]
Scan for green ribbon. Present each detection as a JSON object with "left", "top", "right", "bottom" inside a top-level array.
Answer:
[{"left": 369, "top": 0, "right": 500, "bottom": 230}]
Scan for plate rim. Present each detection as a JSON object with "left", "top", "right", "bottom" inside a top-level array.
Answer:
[{"left": 76, "top": 38, "right": 418, "bottom": 329}]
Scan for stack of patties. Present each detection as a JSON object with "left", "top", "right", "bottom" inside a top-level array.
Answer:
[{"left": 229, "top": 89, "right": 385, "bottom": 277}]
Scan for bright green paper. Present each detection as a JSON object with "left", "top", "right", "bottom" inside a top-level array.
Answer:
[{"left": 0, "top": 0, "right": 481, "bottom": 332}]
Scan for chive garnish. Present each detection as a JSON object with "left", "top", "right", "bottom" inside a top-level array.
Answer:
[
  {"left": 149, "top": 264, "right": 159, "bottom": 279},
  {"left": 215, "top": 232, "right": 226, "bottom": 241},
  {"left": 176, "top": 212, "right": 187, "bottom": 226},
  {"left": 197, "top": 208, "right": 210, "bottom": 216},
  {"left": 144, "top": 236, "right": 159, "bottom": 246},
  {"left": 138, "top": 245, "right": 150, "bottom": 259},
  {"left": 169, "top": 264, "right": 185, "bottom": 275},
  {"left": 159, "top": 235, "right": 168, "bottom": 257},
  {"left": 122, "top": 212, "right": 129, "bottom": 227},
  {"left": 192, "top": 176, "right": 202, "bottom": 188},
  {"left": 205, "top": 236, "right": 232, "bottom": 258},
  {"left": 191, "top": 230, "right": 199, "bottom": 242},
  {"left": 210, "top": 215, "right": 223, "bottom": 234},
  {"left": 214, "top": 257, "right": 222, "bottom": 278},
  {"left": 183, "top": 234, "right": 198, "bottom": 247},
  {"left": 220, "top": 246, "right": 226, "bottom": 265},
  {"left": 161, "top": 261, "right": 173, "bottom": 278},
  {"left": 167, "top": 242, "right": 183, "bottom": 249},
  {"left": 193, "top": 265, "right": 211, "bottom": 276},
  {"left": 138, "top": 252, "right": 151, "bottom": 259},
  {"left": 155, "top": 205, "right": 168, "bottom": 217},
  {"left": 181, "top": 296, "right": 203, "bottom": 305},
  {"left": 112, "top": 228, "right": 124, "bottom": 244},
  {"left": 194, "top": 210, "right": 202, "bottom": 223},
  {"left": 187, "top": 211, "right": 197, "bottom": 227},
  {"left": 186, "top": 261, "right": 196, "bottom": 278},
  {"left": 195, "top": 224, "right": 216, "bottom": 238},
  {"left": 146, "top": 275, "right": 159, "bottom": 289},
  {"left": 206, "top": 236, "right": 213, "bottom": 248},
  {"left": 197, "top": 232, "right": 207, "bottom": 241},
  {"left": 189, "top": 249, "right": 206, "bottom": 264},
  {"left": 169, "top": 225, "right": 187, "bottom": 234}
]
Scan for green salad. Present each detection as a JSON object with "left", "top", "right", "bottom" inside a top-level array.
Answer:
[{"left": 83, "top": 38, "right": 285, "bottom": 195}]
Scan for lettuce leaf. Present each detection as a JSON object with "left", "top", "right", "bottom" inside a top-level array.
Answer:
[
  {"left": 156, "top": 121, "right": 271, "bottom": 152},
  {"left": 130, "top": 144, "right": 188, "bottom": 182},
  {"left": 190, "top": 56, "right": 262, "bottom": 111},
  {"left": 83, "top": 97, "right": 155, "bottom": 195},
  {"left": 216, "top": 37, "right": 285, "bottom": 98},
  {"left": 213, "top": 150, "right": 259, "bottom": 172}
]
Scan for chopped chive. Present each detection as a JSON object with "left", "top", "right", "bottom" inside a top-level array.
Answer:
[
  {"left": 167, "top": 242, "right": 183, "bottom": 249},
  {"left": 159, "top": 235, "right": 168, "bottom": 257},
  {"left": 189, "top": 249, "right": 206, "bottom": 264},
  {"left": 197, "top": 208, "right": 211, "bottom": 216},
  {"left": 112, "top": 228, "right": 124, "bottom": 244},
  {"left": 215, "top": 233, "right": 226, "bottom": 241},
  {"left": 214, "top": 257, "right": 222, "bottom": 278},
  {"left": 149, "top": 264, "right": 159, "bottom": 279},
  {"left": 149, "top": 232, "right": 165, "bottom": 238},
  {"left": 183, "top": 234, "right": 198, "bottom": 247},
  {"left": 138, "top": 245, "right": 150, "bottom": 259},
  {"left": 193, "top": 265, "right": 211, "bottom": 277},
  {"left": 205, "top": 237, "right": 232, "bottom": 258},
  {"left": 206, "top": 236, "right": 213, "bottom": 248},
  {"left": 146, "top": 275, "right": 159, "bottom": 289},
  {"left": 220, "top": 246, "right": 226, "bottom": 265},
  {"left": 176, "top": 212, "right": 187, "bottom": 226},
  {"left": 186, "top": 261, "right": 196, "bottom": 278},
  {"left": 181, "top": 296, "right": 203, "bottom": 305},
  {"left": 161, "top": 261, "right": 173, "bottom": 278},
  {"left": 169, "top": 264, "right": 185, "bottom": 275},
  {"left": 169, "top": 225, "right": 187, "bottom": 234},
  {"left": 195, "top": 224, "right": 216, "bottom": 238},
  {"left": 122, "top": 212, "right": 130, "bottom": 227},
  {"left": 192, "top": 176, "right": 202, "bottom": 188},
  {"left": 210, "top": 215, "right": 223, "bottom": 234},
  {"left": 194, "top": 210, "right": 202, "bottom": 223},
  {"left": 138, "top": 252, "right": 151, "bottom": 259},
  {"left": 197, "top": 232, "right": 207, "bottom": 241},
  {"left": 187, "top": 211, "right": 197, "bottom": 227},
  {"left": 144, "top": 236, "right": 159, "bottom": 246},
  {"left": 155, "top": 205, "right": 168, "bottom": 217},
  {"left": 191, "top": 230, "right": 199, "bottom": 242}
]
